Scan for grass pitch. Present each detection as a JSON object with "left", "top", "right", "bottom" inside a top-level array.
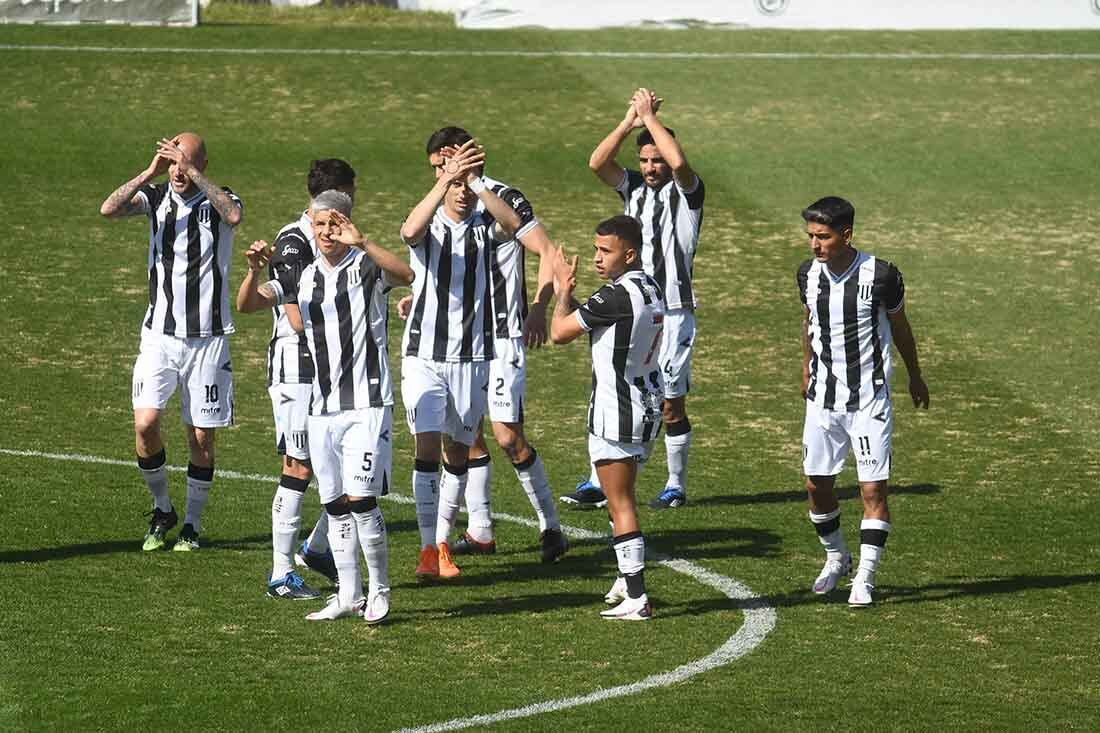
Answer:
[{"left": 1, "top": 8, "right": 1098, "bottom": 732}]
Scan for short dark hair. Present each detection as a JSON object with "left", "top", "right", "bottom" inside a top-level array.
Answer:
[
  {"left": 426, "top": 126, "right": 473, "bottom": 155},
  {"left": 308, "top": 159, "right": 356, "bottom": 197},
  {"left": 801, "top": 196, "right": 855, "bottom": 232},
  {"left": 637, "top": 127, "right": 675, "bottom": 148},
  {"left": 595, "top": 215, "right": 643, "bottom": 252}
]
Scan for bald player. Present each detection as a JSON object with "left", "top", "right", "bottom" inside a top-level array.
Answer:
[{"left": 100, "top": 132, "right": 243, "bottom": 552}]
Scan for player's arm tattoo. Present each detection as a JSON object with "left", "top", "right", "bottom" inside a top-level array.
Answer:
[
  {"left": 188, "top": 169, "right": 242, "bottom": 226},
  {"left": 100, "top": 173, "right": 149, "bottom": 218}
]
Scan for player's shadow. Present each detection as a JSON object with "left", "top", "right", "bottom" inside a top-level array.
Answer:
[
  {"left": 414, "top": 591, "right": 601, "bottom": 619},
  {"left": 659, "top": 572, "right": 1100, "bottom": 617},
  {"left": 1, "top": 533, "right": 271, "bottom": 563},
  {"left": 690, "top": 483, "right": 941, "bottom": 507},
  {"left": 645, "top": 526, "right": 784, "bottom": 560}
]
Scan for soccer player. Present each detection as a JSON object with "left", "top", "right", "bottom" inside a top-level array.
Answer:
[
  {"left": 796, "top": 196, "right": 929, "bottom": 607},
  {"left": 550, "top": 215, "right": 665, "bottom": 620},
  {"left": 566, "top": 88, "right": 703, "bottom": 511},
  {"left": 235, "top": 159, "right": 356, "bottom": 599},
  {"left": 239, "top": 190, "right": 414, "bottom": 622},
  {"left": 404, "top": 126, "right": 566, "bottom": 563},
  {"left": 399, "top": 139, "right": 522, "bottom": 580},
  {"left": 100, "top": 132, "right": 242, "bottom": 552}
]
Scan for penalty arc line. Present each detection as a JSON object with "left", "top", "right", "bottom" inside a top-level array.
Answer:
[
  {"left": 0, "top": 44, "right": 1097, "bottom": 61},
  {"left": 0, "top": 447, "right": 778, "bottom": 732}
]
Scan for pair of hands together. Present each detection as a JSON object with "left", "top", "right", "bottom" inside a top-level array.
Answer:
[{"left": 622, "top": 87, "right": 664, "bottom": 129}]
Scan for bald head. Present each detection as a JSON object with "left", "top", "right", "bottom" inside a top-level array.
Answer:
[{"left": 174, "top": 132, "right": 207, "bottom": 167}]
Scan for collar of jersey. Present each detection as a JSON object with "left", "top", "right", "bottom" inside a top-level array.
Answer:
[
  {"left": 612, "top": 268, "right": 645, "bottom": 285},
  {"left": 170, "top": 187, "right": 206, "bottom": 208},
  {"left": 825, "top": 249, "right": 865, "bottom": 283},
  {"left": 317, "top": 247, "right": 357, "bottom": 274},
  {"left": 438, "top": 207, "right": 481, "bottom": 228}
]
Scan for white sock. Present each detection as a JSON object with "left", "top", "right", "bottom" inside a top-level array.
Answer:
[
  {"left": 184, "top": 464, "right": 213, "bottom": 532},
  {"left": 329, "top": 512, "right": 363, "bottom": 608},
  {"left": 413, "top": 464, "right": 440, "bottom": 549},
  {"left": 465, "top": 457, "right": 494, "bottom": 543},
  {"left": 858, "top": 518, "right": 891, "bottom": 579},
  {"left": 138, "top": 451, "right": 171, "bottom": 512},
  {"left": 809, "top": 508, "right": 849, "bottom": 560},
  {"left": 589, "top": 464, "right": 601, "bottom": 489},
  {"left": 304, "top": 512, "right": 329, "bottom": 554},
  {"left": 665, "top": 428, "right": 692, "bottom": 489},
  {"left": 514, "top": 450, "right": 559, "bottom": 532},
  {"left": 271, "top": 486, "right": 304, "bottom": 581},
  {"left": 612, "top": 532, "right": 646, "bottom": 599},
  {"left": 435, "top": 465, "right": 467, "bottom": 546},
  {"left": 353, "top": 505, "right": 390, "bottom": 595}
]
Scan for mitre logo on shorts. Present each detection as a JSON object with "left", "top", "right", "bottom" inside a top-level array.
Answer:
[
  {"left": 858, "top": 458, "right": 879, "bottom": 468},
  {"left": 352, "top": 471, "right": 371, "bottom": 484},
  {"left": 200, "top": 405, "right": 222, "bottom": 416}
]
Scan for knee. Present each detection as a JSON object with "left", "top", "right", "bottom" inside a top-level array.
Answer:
[
  {"left": 134, "top": 412, "right": 160, "bottom": 440},
  {"left": 493, "top": 428, "right": 526, "bottom": 462},
  {"left": 283, "top": 456, "right": 311, "bottom": 480},
  {"left": 662, "top": 399, "right": 686, "bottom": 424},
  {"left": 324, "top": 495, "right": 350, "bottom": 516}
]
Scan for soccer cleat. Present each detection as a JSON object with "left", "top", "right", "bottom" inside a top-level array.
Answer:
[
  {"left": 142, "top": 506, "right": 178, "bottom": 551},
  {"left": 437, "top": 542, "right": 461, "bottom": 579},
  {"left": 362, "top": 589, "right": 391, "bottom": 626},
  {"left": 848, "top": 574, "right": 875, "bottom": 607},
  {"left": 306, "top": 594, "right": 366, "bottom": 621},
  {"left": 812, "top": 553, "right": 852, "bottom": 595},
  {"left": 415, "top": 545, "right": 439, "bottom": 581},
  {"left": 604, "top": 575, "right": 628, "bottom": 605},
  {"left": 539, "top": 528, "right": 568, "bottom": 564},
  {"left": 600, "top": 593, "right": 653, "bottom": 621},
  {"left": 267, "top": 571, "right": 321, "bottom": 600},
  {"left": 559, "top": 480, "right": 607, "bottom": 510},
  {"left": 451, "top": 532, "right": 497, "bottom": 556},
  {"left": 294, "top": 543, "right": 339, "bottom": 585},
  {"left": 648, "top": 486, "right": 687, "bottom": 510},
  {"left": 172, "top": 523, "right": 200, "bottom": 552}
]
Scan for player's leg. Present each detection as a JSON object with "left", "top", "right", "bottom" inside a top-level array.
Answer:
[
  {"left": 175, "top": 335, "right": 234, "bottom": 551},
  {"left": 344, "top": 406, "right": 393, "bottom": 625},
  {"left": 306, "top": 414, "right": 363, "bottom": 621},
  {"left": 492, "top": 421, "right": 567, "bottom": 563},
  {"left": 435, "top": 434, "right": 470, "bottom": 579},
  {"left": 453, "top": 424, "right": 496, "bottom": 553},
  {"left": 402, "top": 357, "right": 448, "bottom": 579},
  {"left": 803, "top": 400, "right": 852, "bottom": 594},
  {"left": 133, "top": 330, "right": 180, "bottom": 550},
  {"left": 651, "top": 308, "right": 694, "bottom": 509},
  {"left": 848, "top": 392, "right": 894, "bottom": 607},
  {"left": 593, "top": 447, "right": 651, "bottom": 621}
]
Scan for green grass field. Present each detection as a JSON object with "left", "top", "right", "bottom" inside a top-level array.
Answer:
[{"left": 2, "top": 6, "right": 1099, "bottom": 731}]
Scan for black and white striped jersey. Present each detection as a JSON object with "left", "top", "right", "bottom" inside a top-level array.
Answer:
[
  {"left": 271, "top": 248, "right": 393, "bottom": 415},
  {"left": 616, "top": 170, "right": 704, "bottom": 311},
  {"left": 575, "top": 269, "right": 666, "bottom": 443},
  {"left": 266, "top": 211, "right": 316, "bottom": 387},
  {"left": 402, "top": 207, "right": 501, "bottom": 363},
  {"left": 482, "top": 176, "right": 538, "bottom": 340},
  {"left": 136, "top": 182, "right": 241, "bottom": 338},
  {"left": 797, "top": 251, "right": 906, "bottom": 411}
]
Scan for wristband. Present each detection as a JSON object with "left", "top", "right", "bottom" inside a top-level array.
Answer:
[{"left": 468, "top": 177, "right": 486, "bottom": 194}]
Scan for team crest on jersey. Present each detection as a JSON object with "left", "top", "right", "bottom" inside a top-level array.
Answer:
[
  {"left": 197, "top": 203, "right": 211, "bottom": 226},
  {"left": 859, "top": 283, "right": 873, "bottom": 301},
  {"left": 348, "top": 268, "right": 362, "bottom": 286}
]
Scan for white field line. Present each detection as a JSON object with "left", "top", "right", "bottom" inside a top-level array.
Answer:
[
  {"left": 1, "top": 446, "right": 777, "bottom": 732},
  {"left": 0, "top": 44, "right": 1097, "bottom": 60}
]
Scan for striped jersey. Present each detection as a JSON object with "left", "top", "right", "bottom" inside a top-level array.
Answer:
[
  {"left": 271, "top": 248, "right": 393, "bottom": 415},
  {"left": 266, "top": 211, "right": 316, "bottom": 387},
  {"left": 402, "top": 207, "right": 502, "bottom": 363},
  {"left": 483, "top": 175, "right": 538, "bottom": 340},
  {"left": 136, "top": 182, "right": 241, "bottom": 338},
  {"left": 797, "top": 250, "right": 906, "bottom": 411},
  {"left": 616, "top": 170, "right": 704, "bottom": 310},
  {"left": 575, "top": 269, "right": 666, "bottom": 443}
]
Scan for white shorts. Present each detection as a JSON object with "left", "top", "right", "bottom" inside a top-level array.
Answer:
[
  {"left": 268, "top": 383, "right": 311, "bottom": 460},
  {"left": 132, "top": 329, "right": 234, "bottom": 428},
  {"left": 488, "top": 337, "right": 526, "bottom": 424},
  {"left": 401, "top": 357, "right": 489, "bottom": 446},
  {"left": 588, "top": 433, "right": 656, "bottom": 465},
  {"left": 659, "top": 308, "right": 695, "bottom": 399},
  {"left": 308, "top": 406, "right": 393, "bottom": 505},
  {"left": 802, "top": 389, "right": 893, "bottom": 482}
]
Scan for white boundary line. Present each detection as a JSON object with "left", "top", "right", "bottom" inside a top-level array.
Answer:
[
  {"left": 0, "top": 44, "right": 1097, "bottom": 60},
  {"left": 0, "top": 447, "right": 777, "bottom": 732}
]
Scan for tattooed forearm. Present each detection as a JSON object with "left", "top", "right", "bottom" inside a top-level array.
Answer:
[
  {"left": 189, "top": 169, "right": 242, "bottom": 227},
  {"left": 257, "top": 282, "right": 275, "bottom": 300},
  {"left": 100, "top": 172, "right": 150, "bottom": 218}
]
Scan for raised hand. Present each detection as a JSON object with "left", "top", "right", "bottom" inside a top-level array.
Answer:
[
  {"left": 146, "top": 150, "right": 171, "bottom": 178},
  {"left": 327, "top": 210, "right": 365, "bottom": 248},
  {"left": 155, "top": 137, "right": 197, "bottom": 177},
  {"left": 396, "top": 294, "right": 413, "bottom": 320},
  {"left": 440, "top": 138, "right": 486, "bottom": 183},
  {"left": 631, "top": 88, "right": 663, "bottom": 123},
  {"left": 552, "top": 245, "right": 578, "bottom": 296},
  {"left": 244, "top": 240, "right": 272, "bottom": 272}
]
